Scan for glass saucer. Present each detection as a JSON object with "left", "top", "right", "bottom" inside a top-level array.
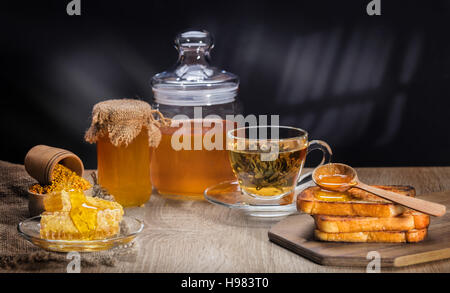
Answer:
[
  {"left": 18, "top": 216, "right": 144, "bottom": 252},
  {"left": 204, "top": 179, "right": 315, "bottom": 217}
]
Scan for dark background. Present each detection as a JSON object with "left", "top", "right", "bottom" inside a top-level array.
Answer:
[{"left": 2, "top": 0, "right": 450, "bottom": 168}]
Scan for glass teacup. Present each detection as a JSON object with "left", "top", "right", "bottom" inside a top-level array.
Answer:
[{"left": 227, "top": 126, "right": 332, "bottom": 200}]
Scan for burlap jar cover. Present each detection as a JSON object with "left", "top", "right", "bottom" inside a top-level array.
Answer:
[{"left": 85, "top": 99, "right": 170, "bottom": 147}]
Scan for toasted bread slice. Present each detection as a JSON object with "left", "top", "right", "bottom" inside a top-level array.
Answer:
[
  {"left": 314, "top": 211, "right": 430, "bottom": 233},
  {"left": 297, "top": 185, "right": 415, "bottom": 217},
  {"left": 314, "top": 228, "right": 427, "bottom": 243},
  {"left": 345, "top": 185, "right": 415, "bottom": 201}
]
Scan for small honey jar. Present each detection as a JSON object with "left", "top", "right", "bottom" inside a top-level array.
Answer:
[{"left": 85, "top": 99, "right": 167, "bottom": 207}]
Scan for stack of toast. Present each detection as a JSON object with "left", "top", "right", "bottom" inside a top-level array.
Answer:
[{"left": 297, "top": 185, "right": 430, "bottom": 243}]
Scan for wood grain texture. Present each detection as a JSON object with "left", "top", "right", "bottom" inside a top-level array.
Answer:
[
  {"left": 4, "top": 167, "right": 450, "bottom": 273},
  {"left": 269, "top": 191, "right": 450, "bottom": 267}
]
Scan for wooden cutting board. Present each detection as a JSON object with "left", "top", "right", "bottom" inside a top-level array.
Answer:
[{"left": 268, "top": 191, "right": 450, "bottom": 267}]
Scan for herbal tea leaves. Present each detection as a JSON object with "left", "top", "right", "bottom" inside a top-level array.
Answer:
[{"left": 229, "top": 147, "right": 306, "bottom": 196}]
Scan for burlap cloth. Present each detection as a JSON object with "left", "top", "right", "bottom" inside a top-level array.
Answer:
[
  {"left": 85, "top": 99, "right": 170, "bottom": 148},
  {"left": 0, "top": 160, "right": 138, "bottom": 271}
]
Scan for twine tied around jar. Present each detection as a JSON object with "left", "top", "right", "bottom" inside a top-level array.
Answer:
[{"left": 85, "top": 99, "right": 170, "bottom": 148}]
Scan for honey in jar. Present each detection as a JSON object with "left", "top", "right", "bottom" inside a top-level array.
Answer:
[
  {"left": 86, "top": 99, "right": 167, "bottom": 207},
  {"left": 150, "top": 30, "right": 241, "bottom": 200},
  {"left": 96, "top": 129, "right": 152, "bottom": 207},
  {"left": 151, "top": 119, "right": 236, "bottom": 200}
]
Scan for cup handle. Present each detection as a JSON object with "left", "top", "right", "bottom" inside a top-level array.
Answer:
[{"left": 296, "top": 140, "right": 333, "bottom": 187}]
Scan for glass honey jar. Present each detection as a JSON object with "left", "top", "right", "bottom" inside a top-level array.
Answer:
[
  {"left": 150, "top": 30, "right": 241, "bottom": 200},
  {"left": 85, "top": 99, "right": 164, "bottom": 207}
]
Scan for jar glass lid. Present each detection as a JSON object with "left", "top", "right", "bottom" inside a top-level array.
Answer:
[{"left": 151, "top": 30, "right": 239, "bottom": 106}]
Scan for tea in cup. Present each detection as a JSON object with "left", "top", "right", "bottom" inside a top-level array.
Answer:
[{"left": 227, "top": 126, "right": 331, "bottom": 200}]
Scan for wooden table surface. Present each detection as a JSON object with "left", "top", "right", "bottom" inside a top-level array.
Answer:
[{"left": 16, "top": 167, "right": 450, "bottom": 273}]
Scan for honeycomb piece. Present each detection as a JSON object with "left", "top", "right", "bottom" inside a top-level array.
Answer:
[
  {"left": 68, "top": 190, "right": 99, "bottom": 240},
  {"left": 43, "top": 190, "right": 72, "bottom": 212},
  {"left": 40, "top": 190, "right": 123, "bottom": 240}
]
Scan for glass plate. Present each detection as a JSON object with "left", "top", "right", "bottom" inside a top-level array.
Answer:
[
  {"left": 17, "top": 216, "right": 144, "bottom": 252},
  {"left": 204, "top": 179, "right": 315, "bottom": 218}
]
